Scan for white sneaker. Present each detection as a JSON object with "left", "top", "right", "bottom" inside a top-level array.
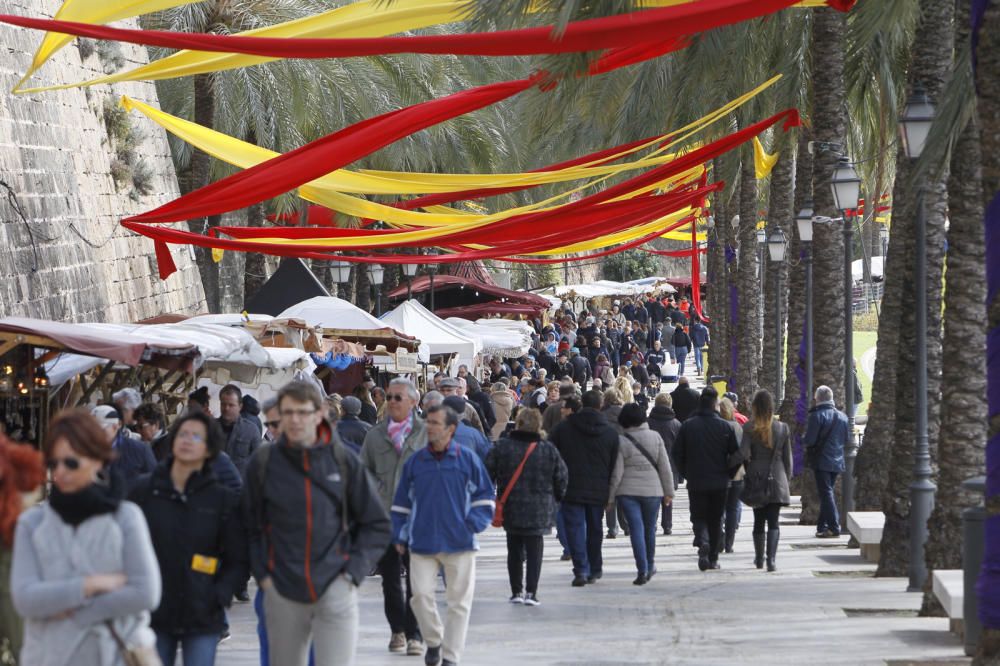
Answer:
[
  {"left": 523, "top": 593, "right": 541, "bottom": 606},
  {"left": 389, "top": 632, "right": 406, "bottom": 652},
  {"left": 509, "top": 592, "right": 524, "bottom": 604}
]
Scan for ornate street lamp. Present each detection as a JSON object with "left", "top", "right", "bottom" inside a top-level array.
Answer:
[
  {"left": 367, "top": 264, "right": 385, "bottom": 316},
  {"left": 768, "top": 227, "right": 787, "bottom": 402},
  {"left": 402, "top": 263, "right": 419, "bottom": 300},
  {"left": 900, "top": 85, "right": 936, "bottom": 592},
  {"left": 796, "top": 203, "right": 815, "bottom": 405},
  {"left": 330, "top": 259, "right": 352, "bottom": 284}
]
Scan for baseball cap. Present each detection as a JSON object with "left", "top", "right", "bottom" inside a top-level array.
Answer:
[
  {"left": 439, "top": 377, "right": 461, "bottom": 389},
  {"left": 92, "top": 405, "right": 122, "bottom": 427}
]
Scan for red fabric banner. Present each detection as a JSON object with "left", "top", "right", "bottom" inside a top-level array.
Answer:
[
  {"left": 0, "top": 0, "right": 845, "bottom": 61},
  {"left": 642, "top": 247, "right": 707, "bottom": 257}
]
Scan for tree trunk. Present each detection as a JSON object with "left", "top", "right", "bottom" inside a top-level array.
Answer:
[
  {"left": 733, "top": 151, "right": 761, "bottom": 415},
  {"left": 356, "top": 262, "right": 372, "bottom": 312},
  {"left": 974, "top": 0, "right": 1000, "bottom": 659},
  {"left": 707, "top": 173, "right": 730, "bottom": 383},
  {"left": 920, "top": 110, "right": 987, "bottom": 613},
  {"left": 876, "top": 0, "right": 954, "bottom": 577},
  {"left": 760, "top": 145, "right": 793, "bottom": 402},
  {"left": 189, "top": 73, "right": 221, "bottom": 313},
  {"left": 242, "top": 130, "right": 267, "bottom": 305}
]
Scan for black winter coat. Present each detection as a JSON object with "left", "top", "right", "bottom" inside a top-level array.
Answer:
[
  {"left": 485, "top": 431, "right": 568, "bottom": 536},
  {"left": 337, "top": 415, "right": 372, "bottom": 454},
  {"left": 670, "top": 385, "right": 701, "bottom": 422},
  {"left": 648, "top": 405, "right": 681, "bottom": 486},
  {"left": 549, "top": 409, "right": 620, "bottom": 506},
  {"left": 570, "top": 355, "right": 591, "bottom": 385},
  {"left": 673, "top": 409, "right": 741, "bottom": 492},
  {"left": 130, "top": 459, "right": 247, "bottom": 637}
]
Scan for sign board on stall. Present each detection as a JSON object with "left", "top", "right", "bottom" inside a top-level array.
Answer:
[{"left": 395, "top": 350, "right": 418, "bottom": 373}]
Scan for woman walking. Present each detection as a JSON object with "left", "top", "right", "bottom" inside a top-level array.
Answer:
[
  {"left": 740, "top": 390, "right": 792, "bottom": 571},
  {"left": 11, "top": 409, "right": 161, "bottom": 666},
  {"left": 609, "top": 404, "right": 675, "bottom": 585},
  {"left": 131, "top": 410, "right": 248, "bottom": 665},
  {"left": 485, "top": 409, "right": 568, "bottom": 606},
  {"left": 671, "top": 323, "right": 693, "bottom": 376},
  {"left": 719, "top": 397, "right": 745, "bottom": 554}
]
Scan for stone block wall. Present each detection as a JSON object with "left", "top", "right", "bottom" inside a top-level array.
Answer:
[{"left": 0, "top": 0, "right": 205, "bottom": 322}]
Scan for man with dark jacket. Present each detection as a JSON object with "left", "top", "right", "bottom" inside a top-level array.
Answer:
[
  {"left": 569, "top": 347, "right": 592, "bottom": 387},
  {"left": 93, "top": 405, "right": 156, "bottom": 485},
  {"left": 219, "top": 384, "right": 263, "bottom": 476},
  {"left": 648, "top": 394, "right": 682, "bottom": 535},
  {"left": 554, "top": 353, "right": 574, "bottom": 381},
  {"left": 243, "top": 381, "right": 391, "bottom": 666},
  {"left": 803, "top": 385, "right": 850, "bottom": 537},
  {"left": 337, "top": 396, "right": 372, "bottom": 454},
  {"left": 673, "top": 387, "right": 740, "bottom": 571},
  {"left": 670, "top": 377, "right": 701, "bottom": 422},
  {"left": 542, "top": 383, "right": 577, "bottom": 436},
  {"left": 462, "top": 376, "right": 497, "bottom": 435},
  {"left": 549, "top": 389, "right": 620, "bottom": 586}
]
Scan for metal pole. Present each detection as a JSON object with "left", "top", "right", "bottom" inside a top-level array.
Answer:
[
  {"left": 407, "top": 279, "right": 412, "bottom": 301},
  {"left": 759, "top": 243, "right": 766, "bottom": 340},
  {"left": 842, "top": 214, "right": 857, "bottom": 527},
  {"left": 775, "top": 263, "right": 783, "bottom": 403},
  {"left": 805, "top": 242, "right": 814, "bottom": 405},
  {"left": 430, "top": 272, "right": 435, "bottom": 312},
  {"left": 908, "top": 187, "right": 936, "bottom": 592},
  {"left": 376, "top": 290, "right": 382, "bottom": 318}
]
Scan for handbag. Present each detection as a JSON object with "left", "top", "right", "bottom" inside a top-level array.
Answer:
[
  {"left": 623, "top": 433, "right": 659, "bottom": 468},
  {"left": 492, "top": 442, "right": 538, "bottom": 528},
  {"left": 740, "top": 424, "right": 781, "bottom": 508},
  {"left": 105, "top": 621, "right": 162, "bottom": 666}
]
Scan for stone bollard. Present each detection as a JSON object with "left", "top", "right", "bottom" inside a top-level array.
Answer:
[{"left": 963, "top": 476, "right": 986, "bottom": 656}]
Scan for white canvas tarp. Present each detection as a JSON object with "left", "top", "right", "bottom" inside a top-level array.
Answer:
[
  {"left": 278, "top": 296, "right": 385, "bottom": 330},
  {"left": 380, "top": 300, "right": 479, "bottom": 372},
  {"left": 446, "top": 318, "right": 531, "bottom": 358}
]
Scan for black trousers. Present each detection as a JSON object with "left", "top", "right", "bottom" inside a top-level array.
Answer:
[
  {"left": 688, "top": 488, "right": 728, "bottom": 562},
  {"left": 377, "top": 545, "right": 421, "bottom": 640},
  {"left": 752, "top": 503, "right": 782, "bottom": 534},
  {"left": 506, "top": 533, "right": 544, "bottom": 595}
]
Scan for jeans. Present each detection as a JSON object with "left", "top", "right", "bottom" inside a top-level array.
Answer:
[
  {"left": 688, "top": 488, "right": 728, "bottom": 563},
  {"left": 724, "top": 480, "right": 744, "bottom": 551},
  {"left": 675, "top": 347, "right": 688, "bottom": 375},
  {"left": 556, "top": 506, "right": 569, "bottom": 555},
  {"left": 378, "top": 545, "right": 421, "bottom": 640},
  {"left": 617, "top": 496, "right": 662, "bottom": 575},
  {"left": 693, "top": 346, "right": 705, "bottom": 373},
  {"left": 814, "top": 470, "right": 841, "bottom": 534},
  {"left": 155, "top": 632, "right": 219, "bottom": 666},
  {"left": 506, "top": 533, "right": 544, "bottom": 595},
  {"left": 560, "top": 502, "right": 605, "bottom": 578}
]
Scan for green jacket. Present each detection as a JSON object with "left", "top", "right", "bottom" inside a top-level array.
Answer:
[{"left": 360, "top": 414, "right": 427, "bottom": 510}]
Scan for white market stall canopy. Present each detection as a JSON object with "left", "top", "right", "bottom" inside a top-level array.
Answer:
[
  {"left": 852, "top": 257, "right": 884, "bottom": 282},
  {"left": 278, "top": 296, "right": 385, "bottom": 330},
  {"left": 80, "top": 322, "right": 274, "bottom": 368},
  {"left": 624, "top": 277, "right": 678, "bottom": 293},
  {"left": 446, "top": 318, "right": 532, "bottom": 358},
  {"left": 381, "top": 300, "right": 480, "bottom": 372},
  {"left": 542, "top": 279, "right": 672, "bottom": 300}
]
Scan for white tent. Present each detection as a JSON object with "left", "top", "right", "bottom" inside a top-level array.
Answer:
[
  {"left": 381, "top": 300, "right": 480, "bottom": 373},
  {"left": 278, "top": 296, "right": 384, "bottom": 330},
  {"left": 446, "top": 318, "right": 531, "bottom": 358},
  {"left": 852, "top": 257, "right": 884, "bottom": 282}
]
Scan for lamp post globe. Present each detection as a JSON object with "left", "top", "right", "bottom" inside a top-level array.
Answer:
[
  {"left": 831, "top": 157, "right": 862, "bottom": 213},
  {"left": 900, "top": 85, "right": 935, "bottom": 160}
]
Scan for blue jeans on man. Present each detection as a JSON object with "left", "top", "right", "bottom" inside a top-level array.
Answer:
[
  {"left": 560, "top": 502, "right": 605, "bottom": 579},
  {"left": 156, "top": 632, "right": 219, "bottom": 666},
  {"left": 814, "top": 470, "right": 841, "bottom": 535},
  {"left": 693, "top": 346, "right": 705, "bottom": 374},
  {"left": 675, "top": 347, "right": 688, "bottom": 376},
  {"left": 617, "top": 496, "right": 662, "bottom": 576}
]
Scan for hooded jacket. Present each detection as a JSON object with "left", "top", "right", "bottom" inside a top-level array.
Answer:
[
  {"left": 242, "top": 422, "right": 391, "bottom": 603},
  {"left": 549, "top": 408, "right": 620, "bottom": 506},
  {"left": 490, "top": 390, "right": 515, "bottom": 441},
  {"left": 647, "top": 405, "right": 681, "bottom": 485}
]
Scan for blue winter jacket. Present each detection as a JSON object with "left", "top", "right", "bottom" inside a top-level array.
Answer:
[
  {"left": 391, "top": 441, "right": 496, "bottom": 555},
  {"left": 690, "top": 322, "right": 710, "bottom": 348},
  {"left": 453, "top": 422, "right": 491, "bottom": 462},
  {"left": 803, "top": 402, "right": 849, "bottom": 473}
]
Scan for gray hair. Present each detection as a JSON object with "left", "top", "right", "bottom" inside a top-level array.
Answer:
[
  {"left": 112, "top": 387, "right": 142, "bottom": 411},
  {"left": 421, "top": 390, "right": 444, "bottom": 409},
  {"left": 389, "top": 377, "right": 420, "bottom": 402},
  {"left": 261, "top": 396, "right": 279, "bottom": 413},
  {"left": 815, "top": 385, "right": 834, "bottom": 404}
]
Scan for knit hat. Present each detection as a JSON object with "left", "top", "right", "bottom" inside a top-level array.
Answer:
[{"left": 341, "top": 395, "right": 363, "bottom": 416}]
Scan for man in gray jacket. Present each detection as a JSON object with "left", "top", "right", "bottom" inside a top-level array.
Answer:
[
  {"left": 219, "top": 384, "right": 263, "bottom": 476},
  {"left": 242, "top": 381, "right": 390, "bottom": 666},
  {"left": 361, "top": 378, "right": 428, "bottom": 656}
]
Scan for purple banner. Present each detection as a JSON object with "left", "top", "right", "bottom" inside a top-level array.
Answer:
[
  {"left": 793, "top": 292, "right": 809, "bottom": 475},
  {"left": 972, "top": 0, "right": 988, "bottom": 82},
  {"left": 979, "top": 189, "right": 1000, "bottom": 629}
]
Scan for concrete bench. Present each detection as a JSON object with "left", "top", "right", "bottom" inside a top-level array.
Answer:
[
  {"left": 932, "top": 569, "right": 964, "bottom": 636},
  {"left": 846, "top": 511, "right": 884, "bottom": 563}
]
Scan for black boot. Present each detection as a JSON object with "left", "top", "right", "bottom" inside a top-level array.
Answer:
[
  {"left": 753, "top": 533, "right": 765, "bottom": 570},
  {"left": 766, "top": 529, "right": 780, "bottom": 572}
]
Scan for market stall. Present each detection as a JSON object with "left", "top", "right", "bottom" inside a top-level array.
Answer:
[{"left": 380, "top": 300, "right": 480, "bottom": 374}]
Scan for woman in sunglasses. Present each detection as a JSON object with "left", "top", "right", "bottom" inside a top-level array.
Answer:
[
  {"left": 11, "top": 409, "right": 161, "bottom": 665},
  {"left": 130, "top": 410, "right": 248, "bottom": 666}
]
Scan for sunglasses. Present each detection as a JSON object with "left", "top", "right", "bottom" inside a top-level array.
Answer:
[
  {"left": 46, "top": 456, "right": 81, "bottom": 471},
  {"left": 386, "top": 394, "right": 407, "bottom": 402},
  {"left": 265, "top": 420, "right": 281, "bottom": 429}
]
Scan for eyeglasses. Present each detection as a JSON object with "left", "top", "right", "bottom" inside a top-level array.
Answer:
[
  {"left": 281, "top": 408, "right": 317, "bottom": 419},
  {"left": 385, "top": 394, "right": 407, "bottom": 402},
  {"left": 46, "top": 456, "right": 81, "bottom": 471},
  {"left": 178, "top": 432, "right": 205, "bottom": 443},
  {"left": 265, "top": 420, "right": 281, "bottom": 429}
]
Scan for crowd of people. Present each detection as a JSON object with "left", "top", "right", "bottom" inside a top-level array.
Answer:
[{"left": 0, "top": 290, "right": 854, "bottom": 666}]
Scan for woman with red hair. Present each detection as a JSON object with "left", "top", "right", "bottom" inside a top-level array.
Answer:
[{"left": 0, "top": 432, "right": 45, "bottom": 663}]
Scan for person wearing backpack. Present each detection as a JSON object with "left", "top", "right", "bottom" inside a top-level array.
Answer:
[
  {"left": 485, "top": 408, "right": 568, "bottom": 607},
  {"left": 242, "top": 380, "right": 391, "bottom": 666}
]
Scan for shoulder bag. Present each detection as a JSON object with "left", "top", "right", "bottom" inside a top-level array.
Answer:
[
  {"left": 623, "top": 432, "right": 659, "bottom": 468},
  {"left": 105, "top": 621, "right": 162, "bottom": 666},
  {"left": 492, "top": 442, "right": 537, "bottom": 528},
  {"left": 740, "top": 424, "right": 781, "bottom": 508}
]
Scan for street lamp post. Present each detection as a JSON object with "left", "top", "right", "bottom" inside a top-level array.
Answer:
[
  {"left": 330, "top": 259, "right": 352, "bottom": 297},
  {"left": 900, "top": 85, "right": 936, "bottom": 592},
  {"left": 768, "top": 227, "right": 787, "bottom": 403},
  {"left": 757, "top": 227, "right": 767, "bottom": 339},
  {"left": 367, "top": 264, "right": 385, "bottom": 317},
  {"left": 402, "top": 263, "right": 419, "bottom": 300},
  {"left": 426, "top": 250, "right": 438, "bottom": 312},
  {"left": 796, "top": 204, "right": 815, "bottom": 405},
  {"left": 831, "top": 156, "right": 862, "bottom": 526}
]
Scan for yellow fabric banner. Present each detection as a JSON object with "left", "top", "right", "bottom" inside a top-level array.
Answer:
[{"left": 753, "top": 136, "right": 779, "bottom": 179}]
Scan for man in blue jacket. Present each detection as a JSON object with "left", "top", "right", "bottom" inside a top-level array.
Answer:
[
  {"left": 391, "top": 405, "right": 495, "bottom": 666},
  {"left": 803, "top": 385, "right": 850, "bottom": 537}
]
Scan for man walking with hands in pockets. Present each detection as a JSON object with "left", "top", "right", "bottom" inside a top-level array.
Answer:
[{"left": 391, "top": 405, "right": 495, "bottom": 666}]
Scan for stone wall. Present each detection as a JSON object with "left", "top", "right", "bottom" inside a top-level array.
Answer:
[{"left": 0, "top": 0, "right": 205, "bottom": 322}]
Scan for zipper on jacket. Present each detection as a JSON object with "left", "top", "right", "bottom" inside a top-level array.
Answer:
[{"left": 303, "top": 450, "right": 317, "bottom": 602}]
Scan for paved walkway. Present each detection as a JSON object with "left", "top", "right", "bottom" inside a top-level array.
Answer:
[{"left": 216, "top": 490, "right": 967, "bottom": 665}]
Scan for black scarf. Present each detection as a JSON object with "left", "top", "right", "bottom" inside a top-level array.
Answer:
[{"left": 48, "top": 468, "right": 126, "bottom": 527}]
